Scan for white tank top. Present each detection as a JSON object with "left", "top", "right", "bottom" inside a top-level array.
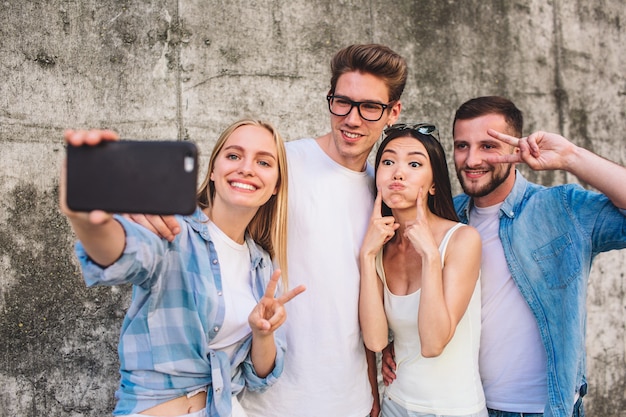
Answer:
[{"left": 380, "top": 223, "right": 486, "bottom": 415}]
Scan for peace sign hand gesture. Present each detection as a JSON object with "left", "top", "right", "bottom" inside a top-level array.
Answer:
[
  {"left": 360, "top": 190, "right": 399, "bottom": 259},
  {"left": 248, "top": 269, "right": 306, "bottom": 336},
  {"left": 248, "top": 269, "right": 305, "bottom": 377},
  {"left": 485, "top": 129, "right": 575, "bottom": 171}
]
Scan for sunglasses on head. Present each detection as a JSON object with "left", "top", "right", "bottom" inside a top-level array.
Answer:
[{"left": 384, "top": 123, "right": 439, "bottom": 141}]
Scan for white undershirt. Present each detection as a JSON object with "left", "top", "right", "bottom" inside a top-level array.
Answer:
[
  {"left": 469, "top": 204, "right": 547, "bottom": 412},
  {"left": 206, "top": 221, "right": 257, "bottom": 360}
]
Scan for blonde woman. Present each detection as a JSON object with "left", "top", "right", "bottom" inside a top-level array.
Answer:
[{"left": 60, "top": 120, "right": 304, "bottom": 417}]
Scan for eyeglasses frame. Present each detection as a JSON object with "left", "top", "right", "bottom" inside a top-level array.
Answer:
[{"left": 326, "top": 94, "right": 394, "bottom": 122}]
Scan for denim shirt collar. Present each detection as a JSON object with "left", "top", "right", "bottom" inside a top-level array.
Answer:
[{"left": 501, "top": 170, "right": 530, "bottom": 219}]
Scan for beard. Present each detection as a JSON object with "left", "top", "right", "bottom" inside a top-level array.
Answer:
[{"left": 457, "top": 163, "right": 514, "bottom": 198}]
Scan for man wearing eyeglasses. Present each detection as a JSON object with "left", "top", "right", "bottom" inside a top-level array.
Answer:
[
  {"left": 238, "top": 44, "right": 405, "bottom": 417},
  {"left": 382, "top": 96, "right": 626, "bottom": 417}
]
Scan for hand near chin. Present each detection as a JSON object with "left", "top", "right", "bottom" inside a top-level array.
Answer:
[
  {"left": 403, "top": 187, "right": 437, "bottom": 257},
  {"left": 361, "top": 190, "right": 399, "bottom": 259}
]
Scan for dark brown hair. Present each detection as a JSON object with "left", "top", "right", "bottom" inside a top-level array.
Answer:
[
  {"left": 329, "top": 44, "right": 408, "bottom": 103},
  {"left": 453, "top": 96, "right": 524, "bottom": 137}
]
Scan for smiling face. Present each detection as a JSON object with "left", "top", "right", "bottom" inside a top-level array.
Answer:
[
  {"left": 453, "top": 113, "right": 517, "bottom": 207},
  {"left": 210, "top": 124, "right": 280, "bottom": 212},
  {"left": 327, "top": 71, "right": 401, "bottom": 171},
  {"left": 376, "top": 136, "right": 434, "bottom": 213}
]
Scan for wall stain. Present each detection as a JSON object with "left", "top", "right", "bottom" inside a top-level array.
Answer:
[
  {"left": 586, "top": 353, "right": 626, "bottom": 415},
  {"left": 0, "top": 181, "right": 129, "bottom": 416},
  {"left": 551, "top": 0, "right": 569, "bottom": 137},
  {"left": 403, "top": 0, "right": 514, "bottom": 108},
  {"left": 34, "top": 52, "right": 57, "bottom": 67}
]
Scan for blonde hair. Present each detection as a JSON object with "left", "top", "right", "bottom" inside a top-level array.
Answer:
[{"left": 197, "top": 119, "right": 289, "bottom": 285}]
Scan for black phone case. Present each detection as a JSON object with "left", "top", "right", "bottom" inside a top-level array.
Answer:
[{"left": 66, "top": 140, "right": 198, "bottom": 215}]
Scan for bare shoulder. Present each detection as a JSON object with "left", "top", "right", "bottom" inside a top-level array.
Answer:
[
  {"left": 456, "top": 223, "right": 480, "bottom": 240},
  {"left": 448, "top": 223, "right": 482, "bottom": 251},
  {"left": 442, "top": 222, "right": 481, "bottom": 284}
]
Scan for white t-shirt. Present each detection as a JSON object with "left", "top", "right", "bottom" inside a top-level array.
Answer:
[
  {"left": 469, "top": 204, "right": 547, "bottom": 412},
  {"left": 240, "top": 138, "right": 375, "bottom": 417},
  {"left": 381, "top": 223, "right": 486, "bottom": 416},
  {"left": 206, "top": 220, "right": 257, "bottom": 360}
]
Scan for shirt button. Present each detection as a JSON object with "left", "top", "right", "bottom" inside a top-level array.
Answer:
[
  {"left": 212, "top": 259, "right": 218, "bottom": 265},
  {"left": 214, "top": 326, "right": 219, "bottom": 332},
  {"left": 215, "top": 388, "right": 221, "bottom": 393},
  {"left": 217, "top": 291, "right": 222, "bottom": 296}
]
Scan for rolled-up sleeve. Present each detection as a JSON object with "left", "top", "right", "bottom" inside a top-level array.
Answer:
[
  {"left": 236, "top": 331, "right": 286, "bottom": 393},
  {"left": 76, "top": 215, "right": 168, "bottom": 288}
]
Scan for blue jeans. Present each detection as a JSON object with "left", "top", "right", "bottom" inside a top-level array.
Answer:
[{"left": 487, "top": 396, "right": 584, "bottom": 417}]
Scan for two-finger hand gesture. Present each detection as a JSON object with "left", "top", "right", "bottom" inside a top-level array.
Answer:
[
  {"left": 248, "top": 269, "right": 306, "bottom": 336},
  {"left": 485, "top": 129, "right": 574, "bottom": 171},
  {"left": 360, "top": 191, "right": 399, "bottom": 258}
]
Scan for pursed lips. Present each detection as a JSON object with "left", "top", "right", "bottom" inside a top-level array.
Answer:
[{"left": 388, "top": 181, "right": 405, "bottom": 190}]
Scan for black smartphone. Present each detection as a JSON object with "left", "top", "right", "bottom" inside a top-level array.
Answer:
[{"left": 66, "top": 140, "right": 198, "bottom": 215}]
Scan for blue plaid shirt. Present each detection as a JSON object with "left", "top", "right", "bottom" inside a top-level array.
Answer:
[{"left": 76, "top": 208, "right": 285, "bottom": 416}]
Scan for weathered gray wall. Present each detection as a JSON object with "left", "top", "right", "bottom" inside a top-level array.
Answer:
[{"left": 0, "top": 1, "right": 624, "bottom": 415}]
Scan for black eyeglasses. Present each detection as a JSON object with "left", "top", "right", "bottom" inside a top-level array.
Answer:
[
  {"left": 384, "top": 123, "right": 440, "bottom": 141},
  {"left": 327, "top": 95, "right": 393, "bottom": 122}
]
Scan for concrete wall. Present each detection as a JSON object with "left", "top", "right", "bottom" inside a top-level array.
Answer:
[{"left": 0, "top": 0, "right": 624, "bottom": 415}]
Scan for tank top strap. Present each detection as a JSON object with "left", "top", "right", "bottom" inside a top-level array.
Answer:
[{"left": 439, "top": 223, "right": 466, "bottom": 265}]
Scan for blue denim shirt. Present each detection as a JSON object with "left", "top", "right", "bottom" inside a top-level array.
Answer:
[
  {"left": 76, "top": 208, "right": 284, "bottom": 417},
  {"left": 454, "top": 171, "right": 626, "bottom": 417}
]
